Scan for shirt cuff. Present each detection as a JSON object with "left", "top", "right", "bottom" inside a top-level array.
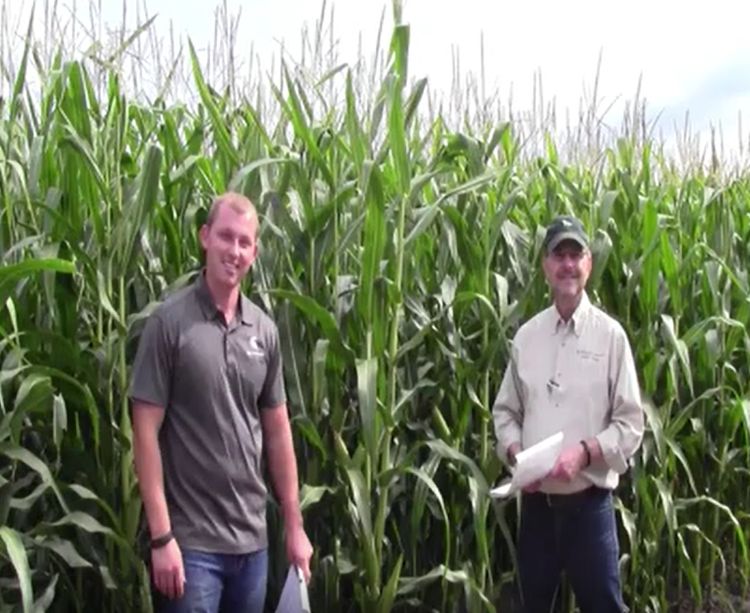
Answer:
[
  {"left": 497, "top": 428, "right": 522, "bottom": 463},
  {"left": 595, "top": 430, "right": 628, "bottom": 474}
]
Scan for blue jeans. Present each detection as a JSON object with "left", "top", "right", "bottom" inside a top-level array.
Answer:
[
  {"left": 518, "top": 488, "right": 624, "bottom": 613},
  {"left": 154, "top": 548, "right": 268, "bottom": 613}
]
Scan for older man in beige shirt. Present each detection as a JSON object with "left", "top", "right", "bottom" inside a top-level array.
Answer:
[{"left": 493, "top": 215, "right": 643, "bottom": 613}]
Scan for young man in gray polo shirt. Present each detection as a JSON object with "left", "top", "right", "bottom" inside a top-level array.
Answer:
[
  {"left": 493, "top": 215, "right": 644, "bottom": 613},
  {"left": 129, "top": 192, "right": 312, "bottom": 612}
]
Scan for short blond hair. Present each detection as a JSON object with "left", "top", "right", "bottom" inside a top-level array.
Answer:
[{"left": 205, "top": 192, "right": 258, "bottom": 227}]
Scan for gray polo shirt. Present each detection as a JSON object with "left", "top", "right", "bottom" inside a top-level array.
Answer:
[{"left": 129, "top": 272, "right": 286, "bottom": 554}]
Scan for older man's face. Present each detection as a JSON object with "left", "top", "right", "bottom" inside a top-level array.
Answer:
[{"left": 542, "top": 239, "right": 592, "bottom": 300}]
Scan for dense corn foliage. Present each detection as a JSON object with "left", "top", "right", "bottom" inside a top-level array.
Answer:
[{"left": 1, "top": 2, "right": 750, "bottom": 611}]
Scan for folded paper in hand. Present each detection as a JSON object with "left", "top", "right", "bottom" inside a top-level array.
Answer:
[
  {"left": 275, "top": 565, "right": 311, "bottom": 613},
  {"left": 489, "top": 432, "right": 564, "bottom": 498}
]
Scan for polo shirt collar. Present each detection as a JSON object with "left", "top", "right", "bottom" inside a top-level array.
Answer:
[
  {"left": 239, "top": 295, "right": 254, "bottom": 326},
  {"left": 195, "top": 270, "right": 253, "bottom": 327}
]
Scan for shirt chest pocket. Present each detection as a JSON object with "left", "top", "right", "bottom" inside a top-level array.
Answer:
[{"left": 568, "top": 346, "right": 609, "bottom": 398}]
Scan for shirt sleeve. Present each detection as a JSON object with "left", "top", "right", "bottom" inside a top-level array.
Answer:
[
  {"left": 129, "top": 312, "right": 174, "bottom": 409},
  {"left": 595, "top": 326, "right": 644, "bottom": 473},
  {"left": 492, "top": 340, "right": 524, "bottom": 462},
  {"left": 258, "top": 322, "right": 287, "bottom": 410}
]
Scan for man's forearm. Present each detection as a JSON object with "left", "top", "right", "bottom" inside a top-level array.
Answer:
[
  {"left": 263, "top": 408, "right": 303, "bottom": 528},
  {"left": 132, "top": 415, "right": 171, "bottom": 537}
]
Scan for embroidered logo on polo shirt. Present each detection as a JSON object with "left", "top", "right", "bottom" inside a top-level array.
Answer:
[{"left": 246, "top": 336, "right": 264, "bottom": 358}]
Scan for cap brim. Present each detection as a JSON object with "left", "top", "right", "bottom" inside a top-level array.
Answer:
[{"left": 547, "top": 232, "right": 588, "bottom": 253}]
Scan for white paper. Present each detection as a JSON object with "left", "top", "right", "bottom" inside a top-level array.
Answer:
[
  {"left": 275, "top": 565, "right": 311, "bottom": 613},
  {"left": 489, "top": 432, "right": 564, "bottom": 498}
]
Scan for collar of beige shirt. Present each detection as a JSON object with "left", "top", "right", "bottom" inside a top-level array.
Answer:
[{"left": 550, "top": 291, "right": 591, "bottom": 337}]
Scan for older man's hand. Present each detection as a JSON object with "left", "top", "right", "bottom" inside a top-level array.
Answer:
[{"left": 549, "top": 444, "right": 587, "bottom": 481}]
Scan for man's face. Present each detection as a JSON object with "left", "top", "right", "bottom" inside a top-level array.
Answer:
[
  {"left": 542, "top": 239, "right": 592, "bottom": 300},
  {"left": 199, "top": 203, "right": 258, "bottom": 290}
]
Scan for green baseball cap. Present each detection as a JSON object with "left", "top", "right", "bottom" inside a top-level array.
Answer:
[{"left": 542, "top": 215, "right": 589, "bottom": 253}]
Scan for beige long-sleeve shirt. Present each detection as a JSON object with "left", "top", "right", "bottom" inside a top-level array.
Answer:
[{"left": 492, "top": 292, "right": 644, "bottom": 494}]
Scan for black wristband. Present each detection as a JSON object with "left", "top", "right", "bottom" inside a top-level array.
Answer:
[
  {"left": 580, "top": 440, "right": 591, "bottom": 467},
  {"left": 150, "top": 531, "right": 174, "bottom": 549}
]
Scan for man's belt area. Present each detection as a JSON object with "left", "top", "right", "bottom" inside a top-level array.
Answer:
[{"left": 525, "top": 486, "right": 610, "bottom": 507}]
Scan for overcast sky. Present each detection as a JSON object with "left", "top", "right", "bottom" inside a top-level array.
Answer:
[{"left": 5, "top": 0, "right": 750, "bottom": 156}]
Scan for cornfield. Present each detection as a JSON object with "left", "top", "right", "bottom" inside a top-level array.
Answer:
[{"left": 1, "top": 1, "right": 750, "bottom": 611}]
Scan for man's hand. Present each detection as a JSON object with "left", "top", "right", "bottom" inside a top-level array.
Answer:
[
  {"left": 285, "top": 523, "right": 313, "bottom": 583},
  {"left": 507, "top": 442, "right": 522, "bottom": 467},
  {"left": 522, "top": 479, "right": 543, "bottom": 493},
  {"left": 151, "top": 539, "right": 185, "bottom": 599},
  {"left": 549, "top": 444, "right": 587, "bottom": 481}
]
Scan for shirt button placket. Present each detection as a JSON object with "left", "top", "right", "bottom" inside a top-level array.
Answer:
[{"left": 553, "top": 329, "right": 566, "bottom": 408}]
